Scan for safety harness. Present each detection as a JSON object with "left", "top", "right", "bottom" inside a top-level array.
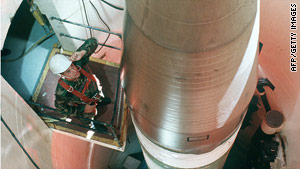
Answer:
[{"left": 58, "top": 67, "right": 102, "bottom": 104}]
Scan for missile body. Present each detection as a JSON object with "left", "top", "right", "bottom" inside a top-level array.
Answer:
[{"left": 121, "top": 0, "right": 259, "bottom": 168}]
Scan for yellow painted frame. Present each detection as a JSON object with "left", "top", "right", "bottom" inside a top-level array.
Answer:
[{"left": 32, "top": 46, "right": 128, "bottom": 151}]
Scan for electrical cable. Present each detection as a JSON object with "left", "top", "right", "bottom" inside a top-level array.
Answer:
[
  {"left": 81, "top": 0, "right": 93, "bottom": 38},
  {"left": 1, "top": 31, "right": 55, "bottom": 62},
  {"left": 90, "top": 0, "right": 111, "bottom": 54},
  {"left": 100, "top": 0, "right": 124, "bottom": 11},
  {"left": 1, "top": 117, "right": 41, "bottom": 169}
]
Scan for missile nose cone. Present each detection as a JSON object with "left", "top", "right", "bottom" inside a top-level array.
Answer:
[{"left": 122, "top": 0, "right": 259, "bottom": 168}]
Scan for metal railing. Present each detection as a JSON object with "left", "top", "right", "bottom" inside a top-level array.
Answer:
[
  {"left": 60, "top": 33, "right": 121, "bottom": 50},
  {"left": 28, "top": 101, "right": 122, "bottom": 147},
  {"left": 50, "top": 16, "right": 122, "bottom": 38}
]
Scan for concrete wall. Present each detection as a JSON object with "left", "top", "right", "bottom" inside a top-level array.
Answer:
[{"left": 259, "top": 0, "right": 300, "bottom": 168}]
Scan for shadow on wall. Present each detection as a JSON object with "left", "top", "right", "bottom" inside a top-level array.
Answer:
[
  {"left": 1, "top": 0, "right": 35, "bottom": 100},
  {"left": 1, "top": 0, "right": 57, "bottom": 101}
]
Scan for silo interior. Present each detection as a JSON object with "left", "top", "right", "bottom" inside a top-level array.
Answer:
[{"left": 1, "top": 0, "right": 299, "bottom": 169}]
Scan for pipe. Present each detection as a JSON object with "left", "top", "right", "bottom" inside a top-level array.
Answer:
[
  {"left": 121, "top": 0, "right": 260, "bottom": 168},
  {"left": 27, "top": 101, "right": 109, "bottom": 127},
  {"left": 59, "top": 33, "right": 121, "bottom": 50},
  {"left": 30, "top": 4, "right": 47, "bottom": 26},
  {"left": 50, "top": 16, "right": 122, "bottom": 38}
]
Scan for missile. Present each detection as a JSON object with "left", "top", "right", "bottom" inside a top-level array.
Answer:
[{"left": 121, "top": 0, "right": 259, "bottom": 168}]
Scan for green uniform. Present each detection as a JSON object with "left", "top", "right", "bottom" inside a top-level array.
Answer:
[{"left": 54, "top": 38, "right": 100, "bottom": 120}]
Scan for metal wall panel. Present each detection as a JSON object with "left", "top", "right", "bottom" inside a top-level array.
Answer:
[{"left": 1, "top": 77, "right": 53, "bottom": 169}]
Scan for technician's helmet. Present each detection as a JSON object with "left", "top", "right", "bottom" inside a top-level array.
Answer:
[{"left": 49, "top": 54, "right": 72, "bottom": 74}]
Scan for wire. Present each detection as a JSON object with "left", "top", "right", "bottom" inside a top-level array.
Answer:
[
  {"left": 1, "top": 117, "right": 41, "bottom": 169},
  {"left": 1, "top": 32, "right": 55, "bottom": 62},
  {"left": 90, "top": 0, "right": 111, "bottom": 54},
  {"left": 100, "top": 0, "right": 124, "bottom": 11},
  {"left": 81, "top": 0, "right": 93, "bottom": 38}
]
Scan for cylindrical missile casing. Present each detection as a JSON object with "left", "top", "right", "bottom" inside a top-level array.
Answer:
[{"left": 121, "top": 0, "right": 259, "bottom": 167}]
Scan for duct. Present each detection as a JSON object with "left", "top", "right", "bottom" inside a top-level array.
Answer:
[{"left": 121, "top": 0, "right": 259, "bottom": 156}]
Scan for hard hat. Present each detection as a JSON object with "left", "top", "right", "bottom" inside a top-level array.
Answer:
[{"left": 49, "top": 54, "right": 72, "bottom": 74}]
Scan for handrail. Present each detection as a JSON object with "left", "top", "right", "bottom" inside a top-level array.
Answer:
[
  {"left": 50, "top": 16, "right": 122, "bottom": 38},
  {"left": 60, "top": 33, "right": 121, "bottom": 50},
  {"left": 27, "top": 101, "right": 117, "bottom": 138}
]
